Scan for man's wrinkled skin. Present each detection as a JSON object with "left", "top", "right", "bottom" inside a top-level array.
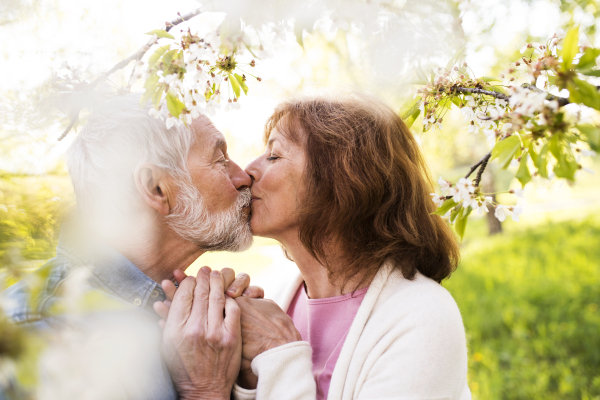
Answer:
[{"left": 154, "top": 268, "right": 266, "bottom": 398}]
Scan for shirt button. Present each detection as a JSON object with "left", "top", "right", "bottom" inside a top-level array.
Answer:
[
  {"left": 150, "top": 290, "right": 160, "bottom": 299},
  {"left": 133, "top": 298, "right": 142, "bottom": 306}
]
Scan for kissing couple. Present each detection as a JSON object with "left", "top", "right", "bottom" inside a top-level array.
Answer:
[{"left": 3, "top": 92, "right": 471, "bottom": 400}]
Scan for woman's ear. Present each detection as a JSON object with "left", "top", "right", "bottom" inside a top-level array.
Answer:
[{"left": 134, "top": 163, "right": 173, "bottom": 216}]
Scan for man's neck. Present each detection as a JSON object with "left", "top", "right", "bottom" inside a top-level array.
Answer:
[{"left": 102, "top": 219, "right": 204, "bottom": 284}]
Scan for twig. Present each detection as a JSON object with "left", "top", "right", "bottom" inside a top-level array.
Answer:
[
  {"left": 473, "top": 153, "right": 491, "bottom": 186},
  {"left": 464, "top": 152, "right": 490, "bottom": 180},
  {"left": 521, "top": 83, "right": 570, "bottom": 107},
  {"left": 57, "top": 8, "right": 203, "bottom": 141},
  {"left": 454, "top": 87, "right": 509, "bottom": 101}
]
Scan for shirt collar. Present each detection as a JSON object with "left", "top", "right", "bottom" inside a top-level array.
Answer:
[{"left": 56, "top": 225, "right": 167, "bottom": 312}]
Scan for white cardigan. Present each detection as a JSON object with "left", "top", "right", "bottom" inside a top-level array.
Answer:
[{"left": 233, "top": 260, "right": 471, "bottom": 400}]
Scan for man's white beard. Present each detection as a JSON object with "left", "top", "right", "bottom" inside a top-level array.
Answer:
[{"left": 166, "top": 177, "right": 253, "bottom": 252}]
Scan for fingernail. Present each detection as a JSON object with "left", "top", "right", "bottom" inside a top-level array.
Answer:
[
  {"left": 201, "top": 266, "right": 211, "bottom": 274},
  {"left": 226, "top": 288, "right": 236, "bottom": 295},
  {"left": 211, "top": 270, "right": 220, "bottom": 277}
]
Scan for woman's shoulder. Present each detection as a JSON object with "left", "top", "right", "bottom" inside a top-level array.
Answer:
[{"left": 370, "top": 266, "right": 466, "bottom": 335}]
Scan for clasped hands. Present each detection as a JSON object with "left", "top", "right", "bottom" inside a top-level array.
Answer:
[{"left": 153, "top": 267, "right": 301, "bottom": 400}]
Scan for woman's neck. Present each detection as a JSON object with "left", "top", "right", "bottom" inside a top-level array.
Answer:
[{"left": 277, "top": 232, "right": 372, "bottom": 299}]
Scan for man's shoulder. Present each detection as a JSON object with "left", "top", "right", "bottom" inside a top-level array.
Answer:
[{"left": 3, "top": 257, "right": 72, "bottom": 327}]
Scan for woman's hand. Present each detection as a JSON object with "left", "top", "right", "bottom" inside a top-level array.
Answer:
[
  {"left": 234, "top": 297, "right": 302, "bottom": 389},
  {"left": 154, "top": 267, "right": 264, "bottom": 328},
  {"left": 160, "top": 268, "right": 241, "bottom": 400}
]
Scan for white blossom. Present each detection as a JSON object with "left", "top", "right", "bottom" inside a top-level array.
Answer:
[
  {"left": 511, "top": 188, "right": 525, "bottom": 198},
  {"left": 474, "top": 196, "right": 493, "bottom": 215},
  {"left": 465, "top": 95, "right": 476, "bottom": 107},
  {"left": 511, "top": 205, "right": 524, "bottom": 222},
  {"left": 430, "top": 193, "right": 445, "bottom": 207},
  {"left": 438, "top": 177, "right": 450, "bottom": 192},
  {"left": 495, "top": 205, "right": 508, "bottom": 222}
]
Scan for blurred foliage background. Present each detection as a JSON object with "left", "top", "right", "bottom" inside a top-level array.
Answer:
[{"left": 1, "top": 0, "right": 600, "bottom": 398}]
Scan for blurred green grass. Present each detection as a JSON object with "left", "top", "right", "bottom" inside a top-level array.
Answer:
[
  {"left": 446, "top": 216, "right": 600, "bottom": 400},
  {"left": 2, "top": 172, "right": 600, "bottom": 399}
]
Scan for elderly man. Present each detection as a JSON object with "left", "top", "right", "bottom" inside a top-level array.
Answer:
[{"left": 2, "top": 93, "right": 261, "bottom": 399}]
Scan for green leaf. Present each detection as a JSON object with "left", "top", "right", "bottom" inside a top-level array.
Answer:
[
  {"left": 576, "top": 48, "right": 600, "bottom": 70},
  {"left": 492, "top": 135, "right": 521, "bottom": 169},
  {"left": 528, "top": 142, "right": 538, "bottom": 165},
  {"left": 568, "top": 78, "right": 600, "bottom": 110},
  {"left": 553, "top": 151, "right": 579, "bottom": 181},
  {"left": 482, "top": 76, "right": 501, "bottom": 82},
  {"left": 151, "top": 83, "right": 165, "bottom": 109},
  {"left": 416, "top": 65, "right": 429, "bottom": 83},
  {"left": 148, "top": 45, "right": 171, "bottom": 69},
  {"left": 294, "top": 25, "right": 304, "bottom": 48},
  {"left": 536, "top": 143, "right": 549, "bottom": 178},
  {"left": 516, "top": 153, "right": 531, "bottom": 187},
  {"left": 562, "top": 26, "right": 580, "bottom": 70},
  {"left": 577, "top": 124, "right": 600, "bottom": 151},
  {"left": 400, "top": 97, "right": 422, "bottom": 128},
  {"left": 445, "top": 46, "right": 465, "bottom": 71},
  {"left": 449, "top": 206, "right": 461, "bottom": 224},
  {"left": 140, "top": 74, "right": 160, "bottom": 106},
  {"left": 234, "top": 73, "right": 248, "bottom": 95},
  {"left": 229, "top": 74, "right": 241, "bottom": 98},
  {"left": 454, "top": 206, "right": 472, "bottom": 241},
  {"left": 579, "top": 69, "right": 600, "bottom": 77},
  {"left": 166, "top": 91, "right": 186, "bottom": 118},
  {"left": 162, "top": 49, "right": 179, "bottom": 69},
  {"left": 432, "top": 198, "right": 457, "bottom": 216},
  {"left": 145, "top": 29, "right": 175, "bottom": 40}
]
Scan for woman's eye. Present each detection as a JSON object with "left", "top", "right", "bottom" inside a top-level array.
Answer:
[{"left": 267, "top": 155, "right": 280, "bottom": 161}]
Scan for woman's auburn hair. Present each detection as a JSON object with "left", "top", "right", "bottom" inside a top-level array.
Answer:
[{"left": 264, "top": 93, "right": 460, "bottom": 286}]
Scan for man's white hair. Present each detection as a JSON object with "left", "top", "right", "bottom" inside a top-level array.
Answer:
[
  {"left": 66, "top": 93, "right": 252, "bottom": 251},
  {"left": 66, "top": 93, "right": 194, "bottom": 216}
]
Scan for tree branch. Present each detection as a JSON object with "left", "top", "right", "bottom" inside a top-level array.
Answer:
[
  {"left": 58, "top": 8, "right": 203, "bottom": 141},
  {"left": 454, "top": 87, "right": 509, "bottom": 101},
  {"left": 521, "top": 83, "right": 570, "bottom": 106}
]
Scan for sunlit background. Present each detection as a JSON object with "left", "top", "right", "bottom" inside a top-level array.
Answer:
[{"left": 1, "top": 0, "right": 600, "bottom": 398}]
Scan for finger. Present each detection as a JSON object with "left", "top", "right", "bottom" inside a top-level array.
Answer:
[
  {"left": 173, "top": 269, "right": 188, "bottom": 285},
  {"left": 162, "top": 280, "right": 177, "bottom": 302},
  {"left": 221, "top": 268, "right": 236, "bottom": 290},
  {"left": 224, "top": 296, "right": 241, "bottom": 335},
  {"left": 187, "top": 266, "right": 211, "bottom": 327},
  {"left": 153, "top": 301, "right": 171, "bottom": 320},
  {"left": 166, "top": 276, "right": 196, "bottom": 326},
  {"left": 242, "top": 285, "right": 264, "bottom": 299},
  {"left": 207, "top": 270, "right": 226, "bottom": 328},
  {"left": 226, "top": 272, "right": 251, "bottom": 298}
]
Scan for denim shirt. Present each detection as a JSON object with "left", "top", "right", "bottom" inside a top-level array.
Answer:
[{"left": 2, "top": 228, "right": 178, "bottom": 400}]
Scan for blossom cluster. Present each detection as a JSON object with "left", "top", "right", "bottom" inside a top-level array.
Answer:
[
  {"left": 139, "top": 28, "right": 261, "bottom": 129},
  {"left": 432, "top": 177, "right": 524, "bottom": 222}
]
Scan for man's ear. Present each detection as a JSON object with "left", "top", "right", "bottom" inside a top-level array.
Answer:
[{"left": 134, "top": 163, "right": 174, "bottom": 216}]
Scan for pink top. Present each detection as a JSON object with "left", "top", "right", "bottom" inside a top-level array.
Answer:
[{"left": 287, "top": 284, "right": 369, "bottom": 400}]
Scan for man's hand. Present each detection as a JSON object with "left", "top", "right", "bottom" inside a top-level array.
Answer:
[
  {"left": 154, "top": 267, "right": 264, "bottom": 328},
  {"left": 160, "top": 267, "right": 241, "bottom": 400},
  {"left": 234, "top": 297, "right": 302, "bottom": 389}
]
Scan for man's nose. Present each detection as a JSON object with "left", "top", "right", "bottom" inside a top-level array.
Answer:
[{"left": 230, "top": 161, "right": 252, "bottom": 190}]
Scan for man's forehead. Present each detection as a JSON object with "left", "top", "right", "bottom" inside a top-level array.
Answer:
[{"left": 192, "top": 115, "right": 225, "bottom": 145}]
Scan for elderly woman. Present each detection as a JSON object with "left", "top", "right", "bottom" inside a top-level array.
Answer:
[{"left": 160, "top": 93, "right": 470, "bottom": 400}]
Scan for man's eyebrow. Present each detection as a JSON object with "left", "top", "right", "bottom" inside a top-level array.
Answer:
[{"left": 213, "top": 138, "right": 227, "bottom": 152}]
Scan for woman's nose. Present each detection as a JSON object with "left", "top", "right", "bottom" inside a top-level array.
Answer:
[{"left": 244, "top": 157, "right": 263, "bottom": 183}]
